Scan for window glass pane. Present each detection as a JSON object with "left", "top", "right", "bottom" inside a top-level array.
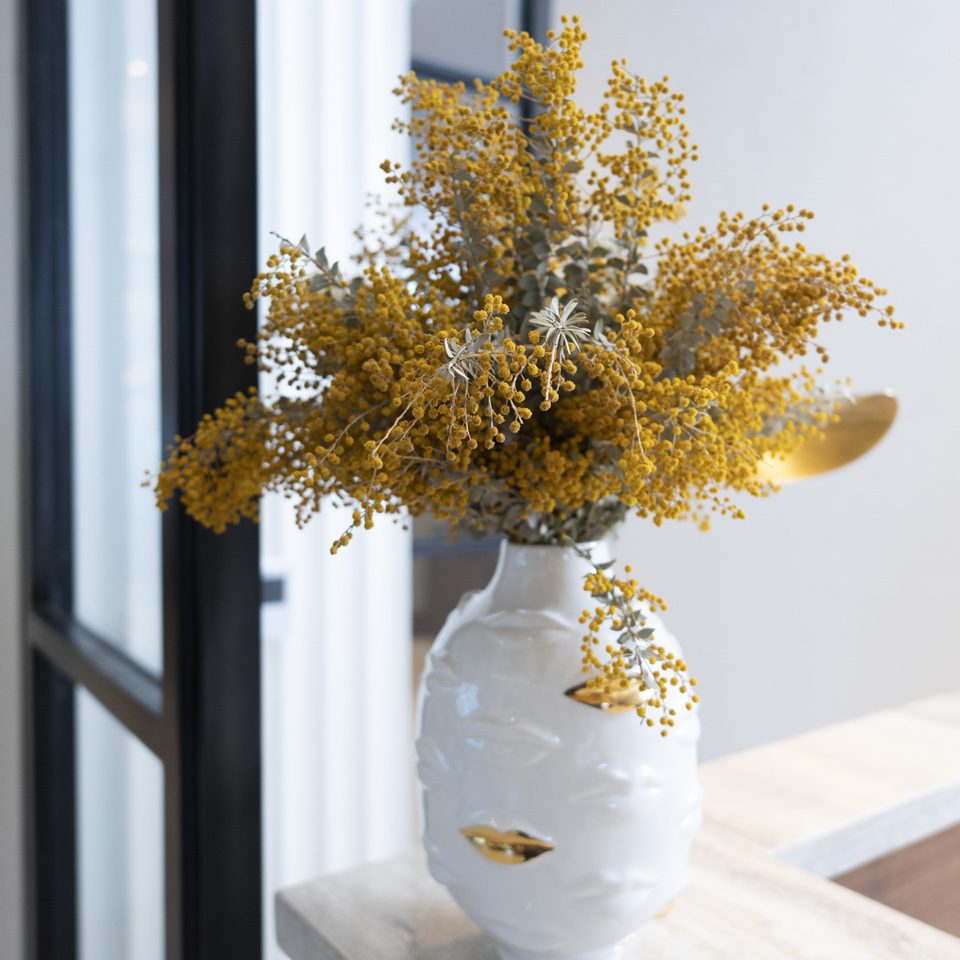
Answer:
[
  {"left": 411, "top": 0, "right": 520, "bottom": 79},
  {"left": 68, "top": 0, "right": 162, "bottom": 674},
  {"left": 76, "top": 689, "right": 164, "bottom": 960}
]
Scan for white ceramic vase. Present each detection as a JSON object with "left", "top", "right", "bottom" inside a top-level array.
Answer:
[{"left": 415, "top": 540, "right": 701, "bottom": 960}]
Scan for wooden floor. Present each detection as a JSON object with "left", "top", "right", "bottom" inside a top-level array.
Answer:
[{"left": 834, "top": 821, "right": 960, "bottom": 937}]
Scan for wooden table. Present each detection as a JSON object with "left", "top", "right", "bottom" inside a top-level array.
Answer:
[{"left": 277, "top": 693, "right": 960, "bottom": 959}]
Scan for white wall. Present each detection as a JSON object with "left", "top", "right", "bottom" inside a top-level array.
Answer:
[
  {"left": 565, "top": 1, "right": 960, "bottom": 759},
  {"left": 0, "top": 0, "right": 23, "bottom": 952}
]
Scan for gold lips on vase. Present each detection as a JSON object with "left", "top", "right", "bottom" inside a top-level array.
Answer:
[{"left": 460, "top": 825, "right": 555, "bottom": 864}]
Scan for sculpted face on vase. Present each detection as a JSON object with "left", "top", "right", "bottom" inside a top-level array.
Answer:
[{"left": 416, "top": 541, "right": 702, "bottom": 960}]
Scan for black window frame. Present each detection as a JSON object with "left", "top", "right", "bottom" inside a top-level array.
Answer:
[{"left": 21, "top": 0, "right": 262, "bottom": 958}]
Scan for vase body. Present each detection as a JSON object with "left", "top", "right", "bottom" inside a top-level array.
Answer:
[{"left": 415, "top": 540, "right": 701, "bottom": 960}]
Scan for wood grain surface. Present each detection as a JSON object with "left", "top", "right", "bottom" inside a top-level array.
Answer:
[{"left": 277, "top": 692, "right": 960, "bottom": 959}]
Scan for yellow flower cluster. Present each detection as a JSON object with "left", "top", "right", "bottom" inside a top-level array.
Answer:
[
  {"left": 577, "top": 559, "right": 698, "bottom": 734},
  {"left": 153, "top": 16, "right": 898, "bottom": 724}
]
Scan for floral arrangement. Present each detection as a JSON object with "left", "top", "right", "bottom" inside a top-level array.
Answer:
[{"left": 153, "top": 17, "right": 897, "bottom": 731}]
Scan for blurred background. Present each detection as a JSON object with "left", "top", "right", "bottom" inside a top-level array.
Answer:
[{"left": 2, "top": 1, "right": 958, "bottom": 959}]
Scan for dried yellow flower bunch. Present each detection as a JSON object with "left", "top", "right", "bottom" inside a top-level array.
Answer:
[{"left": 154, "top": 16, "right": 897, "bottom": 723}]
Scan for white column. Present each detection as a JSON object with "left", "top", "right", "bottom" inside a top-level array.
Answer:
[{"left": 257, "top": 2, "right": 414, "bottom": 956}]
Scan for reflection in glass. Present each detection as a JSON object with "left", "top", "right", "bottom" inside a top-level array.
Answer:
[
  {"left": 68, "top": 0, "right": 162, "bottom": 673},
  {"left": 411, "top": 0, "right": 520, "bottom": 79},
  {"left": 77, "top": 689, "right": 164, "bottom": 960}
]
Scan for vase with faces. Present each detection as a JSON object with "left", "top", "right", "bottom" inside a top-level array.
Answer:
[{"left": 415, "top": 539, "right": 702, "bottom": 960}]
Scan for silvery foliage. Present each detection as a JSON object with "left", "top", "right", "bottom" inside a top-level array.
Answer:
[
  {"left": 528, "top": 297, "right": 593, "bottom": 362},
  {"left": 441, "top": 327, "right": 496, "bottom": 384},
  {"left": 760, "top": 384, "right": 853, "bottom": 438}
]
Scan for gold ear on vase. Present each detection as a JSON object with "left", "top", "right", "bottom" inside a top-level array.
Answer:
[
  {"left": 564, "top": 680, "right": 656, "bottom": 714},
  {"left": 755, "top": 392, "right": 898, "bottom": 485}
]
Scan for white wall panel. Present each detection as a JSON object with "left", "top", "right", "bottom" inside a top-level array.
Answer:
[
  {"left": 565, "top": 1, "right": 960, "bottom": 759},
  {"left": 257, "top": 2, "right": 414, "bottom": 956}
]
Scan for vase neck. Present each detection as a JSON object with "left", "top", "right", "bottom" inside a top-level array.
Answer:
[{"left": 483, "top": 540, "right": 610, "bottom": 617}]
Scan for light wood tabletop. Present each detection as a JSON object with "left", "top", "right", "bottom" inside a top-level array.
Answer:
[{"left": 277, "top": 692, "right": 960, "bottom": 959}]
